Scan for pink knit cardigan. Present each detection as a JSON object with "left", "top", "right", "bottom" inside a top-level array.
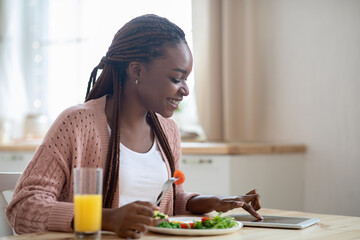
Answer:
[{"left": 6, "top": 95, "right": 198, "bottom": 234}]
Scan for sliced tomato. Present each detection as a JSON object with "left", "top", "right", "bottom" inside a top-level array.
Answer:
[
  {"left": 201, "top": 217, "right": 210, "bottom": 222},
  {"left": 180, "top": 223, "right": 190, "bottom": 229},
  {"left": 189, "top": 222, "right": 195, "bottom": 229}
]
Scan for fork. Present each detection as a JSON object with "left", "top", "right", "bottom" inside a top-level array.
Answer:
[{"left": 155, "top": 177, "right": 179, "bottom": 205}]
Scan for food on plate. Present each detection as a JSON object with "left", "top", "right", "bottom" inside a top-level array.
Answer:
[
  {"left": 173, "top": 169, "right": 185, "bottom": 185},
  {"left": 152, "top": 210, "right": 169, "bottom": 226},
  {"left": 156, "top": 213, "right": 239, "bottom": 229}
]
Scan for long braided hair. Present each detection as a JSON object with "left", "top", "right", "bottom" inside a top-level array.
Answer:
[{"left": 85, "top": 14, "right": 187, "bottom": 211}]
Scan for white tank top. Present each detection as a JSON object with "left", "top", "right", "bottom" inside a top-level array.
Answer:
[{"left": 118, "top": 139, "right": 168, "bottom": 207}]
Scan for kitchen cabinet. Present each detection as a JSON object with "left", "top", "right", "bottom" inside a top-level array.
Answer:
[
  {"left": 181, "top": 155, "right": 232, "bottom": 196},
  {"left": 180, "top": 153, "right": 304, "bottom": 211},
  {"left": 0, "top": 152, "right": 33, "bottom": 172}
]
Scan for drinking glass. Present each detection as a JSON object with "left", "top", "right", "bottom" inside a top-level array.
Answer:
[{"left": 74, "top": 168, "right": 103, "bottom": 239}]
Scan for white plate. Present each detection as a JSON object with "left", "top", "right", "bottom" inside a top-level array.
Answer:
[{"left": 148, "top": 217, "right": 243, "bottom": 236}]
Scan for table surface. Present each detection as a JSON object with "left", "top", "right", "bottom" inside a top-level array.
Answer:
[{"left": 2, "top": 208, "right": 359, "bottom": 240}]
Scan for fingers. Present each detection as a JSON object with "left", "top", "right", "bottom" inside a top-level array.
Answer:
[
  {"left": 122, "top": 216, "right": 151, "bottom": 239},
  {"left": 214, "top": 199, "right": 243, "bottom": 212},
  {"left": 130, "top": 222, "right": 148, "bottom": 234},
  {"left": 246, "top": 189, "right": 257, "bottom": 195},
  {"left": 134, "top": 201, "right": 156, "bottom": 217},
  {"left": 214, "top": 197, "right": 262, "bottom": 220},
  {"left": 124, "top": 223, "right": 147, "bottom": 238},
  {"left": 151, "top": 205, "right": 160, "bottom": 211},
  {"left": 114, "top": 201, "right": 155, "bottom": 239},
  {"left": 134, "top": 200, "right": 157, "bottom": 209},
  {"left": 249, "top": 189, "right": 261, "bottom": 211},
  {"left": 252, "top": 196, "right": 261, "bottom": 211},
  {"left": 240, "top": 189, "right": 262, "bottom": 211},
  {"left": 125, "top": 229, "right": 142, "bottom": 239},
  {"left": 136, "top": 200, "right": 160, "bottom": 211},
  {"left": 135, "top": 215, "right": 153, "bottom": 226},
  {"left": 239, "top": 194, "right": 259, "bottom": 202},
  {"left": 242, "top": 202, "right": 263, "bottom": 220}
]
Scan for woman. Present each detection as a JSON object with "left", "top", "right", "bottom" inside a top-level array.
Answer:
[{"left": 6, "top": 14, "right": 262, "bottom": 239}]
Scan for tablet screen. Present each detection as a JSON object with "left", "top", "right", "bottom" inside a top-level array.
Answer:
[{"left": 229, "top": 214, "right": 320, "bottom": 229}]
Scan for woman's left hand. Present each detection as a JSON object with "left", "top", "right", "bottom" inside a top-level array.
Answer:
[
  {"left": 187, "top": 189, "right": 263, "bottom": 220},
  {"left": 214, "top": 189, "right": 263, "bottom": 219}
]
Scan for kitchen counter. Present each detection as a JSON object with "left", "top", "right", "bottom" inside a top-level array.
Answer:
[
  {"left": 0, "top": 141, "right": 306, "bottom": 154},
  {"left": 181, "top": 142, "right": 306, "bottom": 154}
]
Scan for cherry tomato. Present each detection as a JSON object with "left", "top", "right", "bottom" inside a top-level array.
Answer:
[
  {"left": 174, "top": 170, "right": 185, "bottom": 185},
  {"left": 180, "top": 223, "right": 190, "bottom": 229},
  {"left": 201, "top": 217, "right": 210, "bottom": 222}
]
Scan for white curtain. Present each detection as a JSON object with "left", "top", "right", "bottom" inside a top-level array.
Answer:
[
  {"left": 0, "top": 0, "right": 27, "bottom": 141},
  {"left": 192, "top": 0, "right": 261, "bottom": 141}
]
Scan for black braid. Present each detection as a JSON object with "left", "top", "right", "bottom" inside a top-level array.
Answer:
[{"left": 147, "top": 111, "right": 177, "bottom": 214}]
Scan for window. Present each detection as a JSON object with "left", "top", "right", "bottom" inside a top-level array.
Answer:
[{"left": 1, "top": 0, "right": 203, "bottom": 141}]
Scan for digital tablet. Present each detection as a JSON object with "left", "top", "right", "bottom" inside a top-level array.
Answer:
[{"left": 228, "top": 214, "right": 320, "bottom": 229}]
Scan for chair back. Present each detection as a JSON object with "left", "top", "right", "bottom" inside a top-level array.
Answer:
[{"left": 0, "top": 172, "right": 21, "bottom": 237}]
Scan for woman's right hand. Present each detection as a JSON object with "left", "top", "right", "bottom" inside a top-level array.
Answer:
[{"left": 102, "top": 201, "right": 158, "bottom": 239}]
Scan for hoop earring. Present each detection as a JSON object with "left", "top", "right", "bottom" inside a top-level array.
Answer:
[{"left": 135, "top": 79, "right": 139, "bottom": 85}]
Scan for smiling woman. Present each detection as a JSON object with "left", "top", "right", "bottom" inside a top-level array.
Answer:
[
  {"left": 6, "top": 14, "right": 262, "bottom": 239},
  {"left": 6, "top": 14, "right": 200, "bottom": 239}
]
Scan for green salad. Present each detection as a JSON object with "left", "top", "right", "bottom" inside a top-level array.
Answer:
[
  {"left": 153, "top": 211, "right": 167, "bottom": 219},
  {"left": 157, "top": 213, "right": 238, "bottom": 229}
]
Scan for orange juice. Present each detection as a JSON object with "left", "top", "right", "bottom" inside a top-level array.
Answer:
[{"left": 74, "top": 194, "right": 102, "bottom": 232}]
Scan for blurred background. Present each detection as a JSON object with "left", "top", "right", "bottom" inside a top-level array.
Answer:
[{"left": 0, "top": 0, "right": 198, "bottom": 141}]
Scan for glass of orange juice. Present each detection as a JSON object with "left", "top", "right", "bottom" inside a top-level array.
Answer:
[{"left": 74, "top": 168, "right": 103, "bottom": 239}]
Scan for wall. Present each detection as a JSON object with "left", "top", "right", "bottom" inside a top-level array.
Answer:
[{"left": 255, "top": 0, "right": 360, "bottom": 216}]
